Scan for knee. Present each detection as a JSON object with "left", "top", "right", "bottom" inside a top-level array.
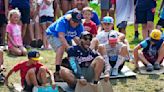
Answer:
[
  {"left": 27, "top": 68, "right": 36, "bottom": 75},
  {"left": 39, "top": 66, "right": 47, "bottom": 73},
  {"left": 95, "top": 56, "right": 105, "bottom": 65}
]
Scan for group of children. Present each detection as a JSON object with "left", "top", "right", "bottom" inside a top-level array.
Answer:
[{"left": 0, "top": 0, "right": 163, "bottom": 91}]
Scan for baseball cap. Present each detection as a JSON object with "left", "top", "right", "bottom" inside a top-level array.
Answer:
[
  {"left": 102, "top": 16, "right": 114, "bottom": 24},
  {"left": 150, "top": 29, "right": 162, "bottom": 40},
  {"left": 71, "top": 10, "right": 82, "bottom": 23},
  {"left": 80, "top": 31, "right": 93, "bottom": 40},
  {"left": 28, "top": 50, "right": 43, "bottom": 61},
  {"left": 108, "top": 31, "right": 118, "bottom": 43}
]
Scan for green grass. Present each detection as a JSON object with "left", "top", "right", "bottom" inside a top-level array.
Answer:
[{"left": 1, "top": 1, "right": 164, "bottom": 92}]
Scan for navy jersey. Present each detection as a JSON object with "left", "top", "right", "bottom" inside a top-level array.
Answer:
[
  {"left": 67, "top": 45, "right": 99, "bottom": 64},
  {"left": 140, "top": 38, "right": 163, "bottom": 57}
]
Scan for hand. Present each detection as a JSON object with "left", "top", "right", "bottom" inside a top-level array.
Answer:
[
  {"left": 103, "top": 74, "right": 109, "bottom": 82},
  {"left": 79, "top": 78, "right": 87, "bottom": 86}
]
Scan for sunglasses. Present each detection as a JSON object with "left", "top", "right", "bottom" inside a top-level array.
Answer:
[{"left": 82, "top": 36, "right": 92, "bottom": 41}]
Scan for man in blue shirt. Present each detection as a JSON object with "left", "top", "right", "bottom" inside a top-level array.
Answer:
[
  {"left": 133, "top": 29, "right": 164, "bottom": 72},
  {"left": 46, "top": 10, "right": 84, "bottom": 75}
]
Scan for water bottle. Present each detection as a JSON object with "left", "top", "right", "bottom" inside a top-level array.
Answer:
[{"left": 69, "top": 57, "right": 78, "bottom": 74}]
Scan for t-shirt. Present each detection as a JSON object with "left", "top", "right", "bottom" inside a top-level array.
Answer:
[
  {"left": 67, "top": 45, "right": 99, "bottom": 64},
  {"left": 37, "top": 0, "right": 54, "bottom": 17},
  {"left": 140, "top": 38, "right": 163, "bottom": 58},
  {"left": 96, "top": 30, "right": 119, "bottom": 44},
  {"left": 6, "top": 23, "right": 23, "bottom": 48},
  {"left": 0, "top": 0, "right": 5, "bottom": 14},
  {"left": 135, "top": 0, "right": 156, "bottom": 11},
  {"left": 46, "top": 16, "right": 84, "bottom": 41},
  {"left": 66, "top": 8, "right": 100, "bottom": 26},
  {"left": 10, "top": 0, "right": 30, "bottom": 9},
  {"left": 104, "top": 42, "right": 125, "bottom": 61},
  {"left": 12, "top": 61, "right": 45, "bottom": 86},
  {"left": 83, "top": 20, "right": 97, "bottom": 36}
]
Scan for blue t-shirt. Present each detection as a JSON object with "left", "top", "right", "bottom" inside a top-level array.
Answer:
[
  {"left": 66, "top": 8, "right": 100, "bottom": 26},
  {"left": 46, "top": 16, "right": 84, "bottom": 41},
  {"left": 160, "top": 7, "right": 164, "bottom": 19},
  {"left": 135, "top": 0, "right": 156, "bottom": 11},
  {"left": 140, "top": 38, "right": 163, "bottom": 56},
  {"left": 10, "top": 0, "right": 30, "bottom": 8},
  {"left": 67, "top": 45, "right": 99, "bottom": 64}
]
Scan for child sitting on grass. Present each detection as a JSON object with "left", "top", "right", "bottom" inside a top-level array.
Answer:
[{"left": 5, "top": 50, "right": 55, "bottom": 92}]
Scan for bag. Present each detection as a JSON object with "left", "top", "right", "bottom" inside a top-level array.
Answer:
[
  {"left": 33, "top": 85, "right": 59, "bottom": 92},
  {"left": 75, "top": 80, "right": 113, "bottom": 92}
]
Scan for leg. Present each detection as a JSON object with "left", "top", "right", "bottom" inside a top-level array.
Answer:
[
  {"left": 147, "top": 21, "right": 154, "bottom": 35},
  {"left": 61, "top": 0, "right": 69, "bottom": 14},
  {"left": 40, "top": 23, "right": 48, "bottom": 49},
  {"left": 101, "top": 9, "right": 107, "bottom": 20},
  {"left": 9, "top": 47, "right": 22, "bottom": 56},
  {"left": 55, "top": 45, "right": 65, "bottom": 65},
  {"left": 142, "top": 24, "right": 148, "bottom": 39},
  {"left": 90, "top": 56, "right": 104, "bottom": 81},
  {"left": 90, "top": 38, "right": 99, "bottom": 50},
  {"left": 156, "top": 43, "right": 164, "bottom": 63},
  {"left": 37, "top": 66, "right": 48, "bottom": 86},
  {"left": 134, "top": 23, "right": 139, "bottom": 39},
  {"left": 19, "top": 46, "right": 27, "bottom": 56},
  {"left": 59, "top": 67, "right": 76, "bottom": 87},
  {"left": 119, "top": 28, "right": 126, "bottom": 35},
  {"left": 25, "top": 68, "right": 39, "bottom": 87},
  {"left": 138, "top": 52, "right": 151, "bottom": 65}
]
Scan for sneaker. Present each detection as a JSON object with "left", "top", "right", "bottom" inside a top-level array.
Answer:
[
  {"left": 154, "top": 62, "right": 161, "bottom": 70},
  {"left": 30, "top": 40, "right": 37, "bottom": 48},
  {"left": 37, "top": 39, "right": 43, "bottom": 48},
  {"left": 111, "top": 68, "right": 118, "bottom": 76},
  {"left": 146, "top": 64, "right": 153, "bottom": 72}
]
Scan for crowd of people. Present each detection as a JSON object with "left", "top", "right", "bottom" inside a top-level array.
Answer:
[{"left": 0, "top": 0, "right": 163, "bottom": 91}]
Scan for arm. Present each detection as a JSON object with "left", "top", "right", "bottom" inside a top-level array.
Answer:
[
  {"left": 47, "top": 70, "right": 55, "bottom": 85},
  {"left": 7, "top": 33, "right": 19, "bottom": 47},
  {"left": 5, "top": 69, "right": 14, "bottom": 86},
  {"left": 133, "top": 44, "right": 142, "bottom": 68},
  {"left": 58, "top": 32, "right": 70, "bottom": 49}
]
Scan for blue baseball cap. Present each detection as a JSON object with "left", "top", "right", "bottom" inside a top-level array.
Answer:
[
  {"left": 28, "top": 50, "right": 43, "bottom": 61},
  {"left": 71, "top": 10, "right": 82, "bottom": 23},
  {"left": 102, "top": 16, "right": 114, "bottom": 24}
]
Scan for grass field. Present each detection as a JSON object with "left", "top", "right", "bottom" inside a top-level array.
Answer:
[{"left": 1, "top": 1, "right": 164, "bottom": 92}]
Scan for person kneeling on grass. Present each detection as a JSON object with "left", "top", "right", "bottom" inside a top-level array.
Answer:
[
  {"left": 133, "top": 29, "right": 164, "bottom": 72},
  {"left": 98, "top": 31, "right": 129, "bottom": 76},
  {"left": 59, "top": 31, "right": 106, "bottom": 89},
  {"left": 5, "top": 50, "right": 55, "bottom": 92}
]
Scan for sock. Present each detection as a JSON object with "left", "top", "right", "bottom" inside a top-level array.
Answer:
[
  {"left": 56, "top": 65, "right": 60, "bottom": 72},
  {"left": 114, "top": 55, "right": 125, "bottom": 68}
]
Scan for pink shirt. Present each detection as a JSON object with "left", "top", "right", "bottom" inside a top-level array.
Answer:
[{"left": 6, "top": 23, "right": 23, "bottom": 48}]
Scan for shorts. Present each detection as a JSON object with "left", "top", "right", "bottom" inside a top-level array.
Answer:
[
  {"left": 135, "top": 9, "right": 155, "bottom": 24},
  {"left": 0, "top": 14, "right": 7, "bottom": 26},
  {"left": 157, "top": 18, "right": 164, "bottom": 28},
  {"left": 143, "top": 52, "right": 159, "bottom": 65},
  {"left": 100, "top": 0, "right": 111, "bottom": 10},
  {"left": 117, "top": 21, "right": 127, "bottom": 29},
  {"left": 47, "top": 35, "right": 62, "bottom": 51},
  {"left": 80, "top": 67, "right": 95, "bottom": 82},
  {"left": 39, "top": 16, "right": 54, "bottom": 24}
]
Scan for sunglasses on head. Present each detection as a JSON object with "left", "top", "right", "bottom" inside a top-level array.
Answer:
[{"left": 82, "top": 36, "right": 92, "bottom": 41}]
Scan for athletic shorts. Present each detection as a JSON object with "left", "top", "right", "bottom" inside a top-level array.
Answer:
[
  {"left": 100, "top": 0, "right": 111, "bottom": 10},
  {"left": 39, "top": 16, "right": 54, "bottom": 24},
  {"left": 23, "top": 79, "right": 41, "bottom": 92},
  {"left": 0, "top": 14, "right": 7, "bottom": 26},
  {"left": 135, "top": 9, "right": 155, "bottom": 24},
  {"left": 47, "top": 35, "right": 62, "bottom": 51},
  {"left": 143, "top": 52, "right": 160, "bottom": 65},
  {"left": 117, "top": 21, "right": 127, "bottom": 29},
  {"left": 157, "top": 18, "right": 164, "bottom": 28}
]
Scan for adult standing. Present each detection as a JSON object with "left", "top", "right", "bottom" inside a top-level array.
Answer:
[{"left": 46, "top": 11, "right": 83, "bottom": 76}]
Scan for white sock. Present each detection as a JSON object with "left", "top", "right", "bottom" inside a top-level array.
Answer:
[{"left": 114, "top": 55, "right": 125, "bottom": 68}]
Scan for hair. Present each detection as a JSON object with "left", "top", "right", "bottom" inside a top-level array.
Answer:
[
  {"left": 8, "top": 8, "right": 21, "bottom": 20},
  {"left": 82, "top": 6, "right": 93, "bottom": 13}
]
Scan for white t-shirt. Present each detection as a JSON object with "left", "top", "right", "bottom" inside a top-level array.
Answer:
[
  {"left": 96, "top": 30, "right": 119, "bottom": 45},
  {"left": 37, "top": 0, "right": 54, "bottom": 17}
]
